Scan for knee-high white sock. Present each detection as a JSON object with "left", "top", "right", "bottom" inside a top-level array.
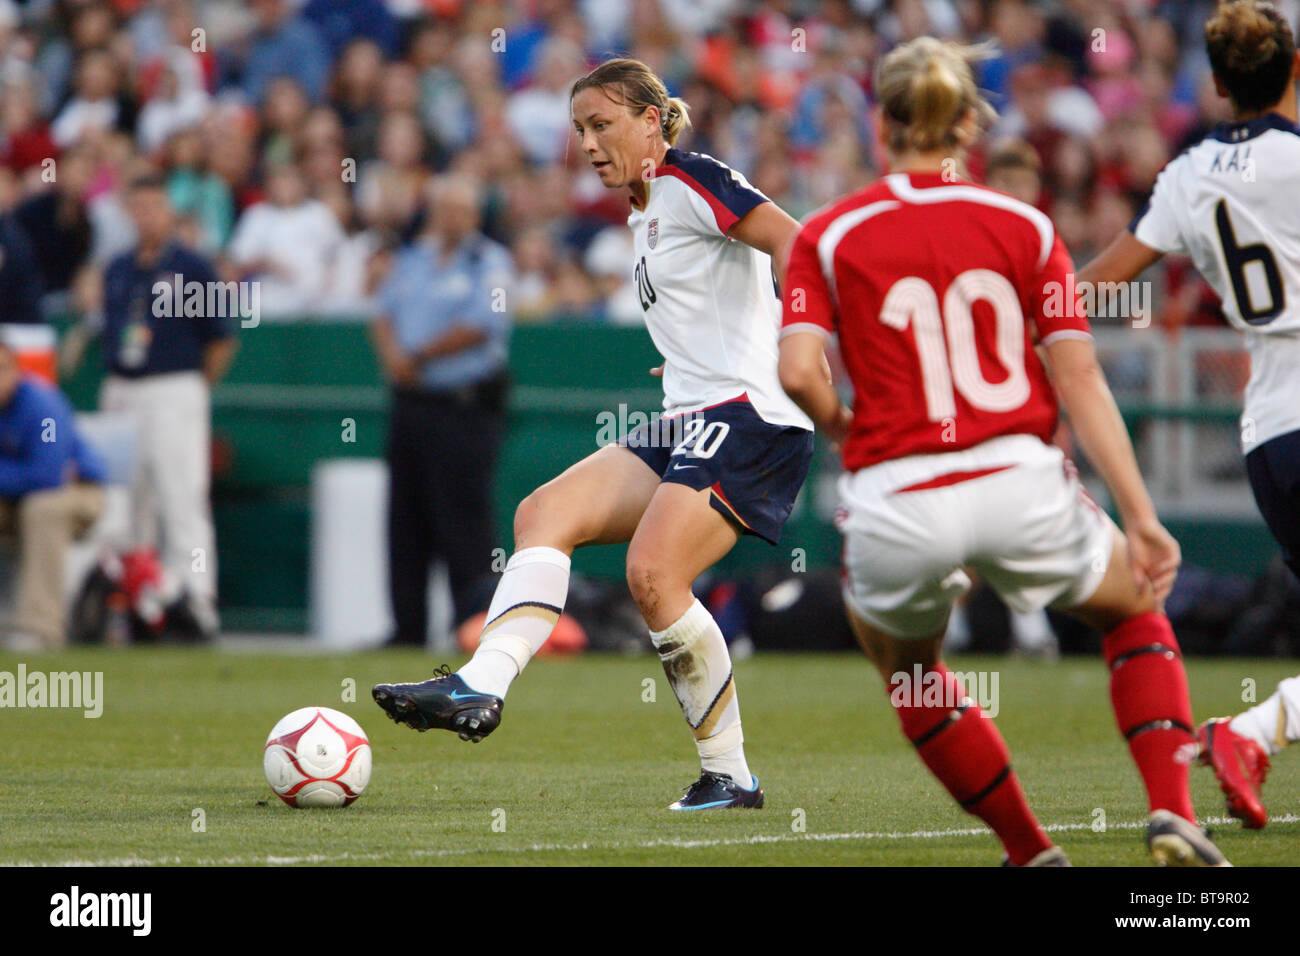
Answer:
[
  {"left": 1230, "top": 675, "right": 1300, "bottom": 756},
  {"left": 456, "top": 547, "right": 570, "bottom": 699},
  {"left": 650, "top": 598, "right": 753, "bottom": 787}
]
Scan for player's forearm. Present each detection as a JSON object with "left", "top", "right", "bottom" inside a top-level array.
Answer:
[
  {"left": 1076, "top": 231, "right": 1163, "bottom": 290},
  {"left": 1055, "top": 364, "right": 1157, "bottom": 528},
  {"left": 780, "top": 364, "right": 841, "bottom": 433}
]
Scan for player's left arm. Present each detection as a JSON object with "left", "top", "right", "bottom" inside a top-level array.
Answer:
[
  {"left": 777, "top": 225, "right": 851, "bottom": 440},
  {"left": 1033, "top": 233, "right": 1178, "bottom": 601},
  {"left": 779, "top": 332, "right": 848, "bottom": 440},
  {"left": 728, "top": 201, "right": 802, "bottom": 288}
]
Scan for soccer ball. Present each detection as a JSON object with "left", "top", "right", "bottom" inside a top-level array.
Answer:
[{"left": 263, "top": 707, "right": 372, "bottom": 808}]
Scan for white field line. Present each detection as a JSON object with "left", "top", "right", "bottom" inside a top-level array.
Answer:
[{"left": 8, "top": 813, "right": 1297, "bottom": 867}]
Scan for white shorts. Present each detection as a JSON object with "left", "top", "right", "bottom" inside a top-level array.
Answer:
[{"left": 837, "top": 434, "right": 1114, "bottom": 638}]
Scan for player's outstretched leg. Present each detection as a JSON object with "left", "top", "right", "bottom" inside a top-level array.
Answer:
[
  {"left": 372, "top": 446, "right": 660, "bottom": 741},
  {"left": 1197, "top": 674, "right": 1298, "bottom": 828},
  {"left": 627, "top": 483, "right": 762, "bottom": 810},
  {"left": 1071, "top": 526, "right": 1228, "bottom": 865},
  {"left": 372, "top": 546, "right": 571, "bottom": 741},
  {"left": 848, "top": 612, "right": 1064, "bottom": 866}
]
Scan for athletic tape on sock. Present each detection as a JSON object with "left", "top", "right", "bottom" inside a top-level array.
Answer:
[{"left": 697, "top": 721, "right": 743, "bottom": 761}]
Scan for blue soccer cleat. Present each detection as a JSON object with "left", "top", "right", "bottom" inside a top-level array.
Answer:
[
  {"left": 668, "top": 770, "right": 764, "bottom": 811},
  {"left": 372, "top": 666, "right": 503, "bottom": 743}
]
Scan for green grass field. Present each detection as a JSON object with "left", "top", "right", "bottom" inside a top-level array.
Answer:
[{"left": 1, "top": 648, "right": 1295, "bottom": 866}]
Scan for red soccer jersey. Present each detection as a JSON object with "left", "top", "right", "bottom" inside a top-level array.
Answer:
[{"left": 781, "top": 171, "right": 1090, "bottom": 471}]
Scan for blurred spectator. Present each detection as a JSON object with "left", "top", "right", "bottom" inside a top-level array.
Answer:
[
  {"left": 0, "top": 339, "right": 105, "bottom": 651},
  {"left": 317, "top": 180, "right": 392, "bottom": 319},
  {"left": 162, "top": 128, "right": 235, "bottom": 256},
  {"left": 357, "top": 109, "right": 429, "bottom": 237},
  {"left": 258, "top": 76, "right": 312, "bottom": 169},
  {"left": 505, "top": 36, "right": 585, "bottom": 165},
  {"left": 330, "top": 37, "right": 386, "bottom": 161},
  {"left": 1, "top": 76, "right": 58, "bottom": 177},
  {"left": 0, "top": 0, "right": 1274, "bottom": 327},
  {"left": 0, "top": 166, "right": 43, "bottom": 324},
  {"left": 96, "top": 174, "right": 236, "bottom": 639},
  {"left": 583, "top": 225, "right": 639, "bottom": 325},
  {"left": 226, "top": 161, "right": 345, "bottom": 317},
  {"left": 50, "top": 48, "right": 123, "bottom": 149},
  {"left": 984, "top": 137, "right": 1043, "bottom": 206},
  {"left": 136, "top": 46, "right": 211, "bottom": 157},
  {"left": 370, "top": 173, "right": 513, "bottom": 645},
  {"left": 241, "top": 0, "right": 332, "bottom": 106},
  {"left": 14, "top": 141, "right": 94, "bottom": 302},
  {"left": 303, "top": 0, "right": 401, "bottom": 60}
]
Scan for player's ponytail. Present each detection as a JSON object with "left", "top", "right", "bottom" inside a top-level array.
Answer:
[
  {"left": 1205, "top": 0, "right": 1297, "bottom": 115},
  {"left": 877, "top": 37, "right": 995, "bottom": 156},
  {"left": 570, "top": 58, "right": 693, "bottom": 147},
  {"left": 660, "top": 95, "right": 692, "bottom": 146}
]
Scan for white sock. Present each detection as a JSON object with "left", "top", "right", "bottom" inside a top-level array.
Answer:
[
  {"left": 650, "top": 599, "right": 753, "bottom": 787},
  {"left": 1229, "top": 675, "right": 1300, "bottom": 756},
  {"left": 456, "top": 546, "right": 570, "bottom": 699}
]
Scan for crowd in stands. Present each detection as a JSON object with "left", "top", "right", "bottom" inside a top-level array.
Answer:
[{"left": 0, "top": 0, "right": 1281, "bottom": 328}]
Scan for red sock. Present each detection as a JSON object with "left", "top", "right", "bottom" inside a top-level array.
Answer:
[
  {"left": 891, "top": 663, "right": 1052, "bottom": 865},
  {"left": 1103, "top": 613, "right": 1197, "bottom": 822}
]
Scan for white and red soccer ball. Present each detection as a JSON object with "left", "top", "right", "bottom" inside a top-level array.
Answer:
[{"left": 263, "top": 707, "right": 372, "bottom": 808}]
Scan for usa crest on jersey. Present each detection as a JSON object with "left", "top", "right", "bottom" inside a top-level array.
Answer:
[{"left": 647, "top": 217, "right": 659, "bottom": 249}]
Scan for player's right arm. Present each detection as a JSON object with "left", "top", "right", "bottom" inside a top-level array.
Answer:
[
  {"left": 1077, "top": 161, "right": 1181, "bottom": 289},
  {"left": 1036, "top": 235, "right": 1180, "bottom": 602},
  {"left": 1076, "top": 230, "right": 1164, "bottom": 289}
]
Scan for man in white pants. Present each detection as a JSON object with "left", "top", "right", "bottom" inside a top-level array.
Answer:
[{"left": 97, "top": 174, "right": 237, "bottom": 636}]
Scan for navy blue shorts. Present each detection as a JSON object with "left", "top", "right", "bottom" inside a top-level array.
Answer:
[
  {"left": 620, "top": 396, "right": 814, "bottom": 545},
  {"left": 1246, "top": 428, "right": 1300, "bottom": 579}
]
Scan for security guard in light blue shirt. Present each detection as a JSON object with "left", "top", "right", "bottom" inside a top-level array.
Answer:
[{"left": 371, "top": 174, "right": 515, "bottom": 647}]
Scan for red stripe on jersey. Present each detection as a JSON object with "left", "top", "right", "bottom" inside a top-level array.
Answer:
[
  {"left": 891, "top": 465, "right": 1014, "bottom": 494},
  {"left": 655, "top": 165, "right": 739, "bottom": 233},
  {"left": 662, "top": 391, "right": 750, "bottom": 418}
]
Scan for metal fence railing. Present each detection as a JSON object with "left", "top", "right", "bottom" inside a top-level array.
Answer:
[{"left": 1090, "top": 327, "right": 1254, "bottom": 517}]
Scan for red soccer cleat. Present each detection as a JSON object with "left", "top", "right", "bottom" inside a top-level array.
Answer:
[{"left": 1197, "top": 718, "right": 1271, "bottom": 830}]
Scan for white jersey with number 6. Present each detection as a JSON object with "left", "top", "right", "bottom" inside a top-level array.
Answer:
[{"left": 1131, "top": 113, "right": 1300, "bottom": 451}]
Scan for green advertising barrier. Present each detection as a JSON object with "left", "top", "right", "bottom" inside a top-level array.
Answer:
[{"left": 56, "top": 320, "right": 1273, "bottom": 632}]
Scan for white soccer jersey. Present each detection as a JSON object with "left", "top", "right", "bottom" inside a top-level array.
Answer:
[
  {"left": 1132, "top": 113, "right": 1300, "bottom": 451},
  {"left": 626, "top": 148, "right": 813, "bottom": 430}
]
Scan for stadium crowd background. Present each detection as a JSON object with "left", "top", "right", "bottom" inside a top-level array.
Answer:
[{"left": 0, "top": 0, "right": 1281, "bottom": 330}]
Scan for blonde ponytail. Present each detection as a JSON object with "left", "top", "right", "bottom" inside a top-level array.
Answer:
[{"left": 877, "top": 37, "right": 995, "bottom": 156}]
